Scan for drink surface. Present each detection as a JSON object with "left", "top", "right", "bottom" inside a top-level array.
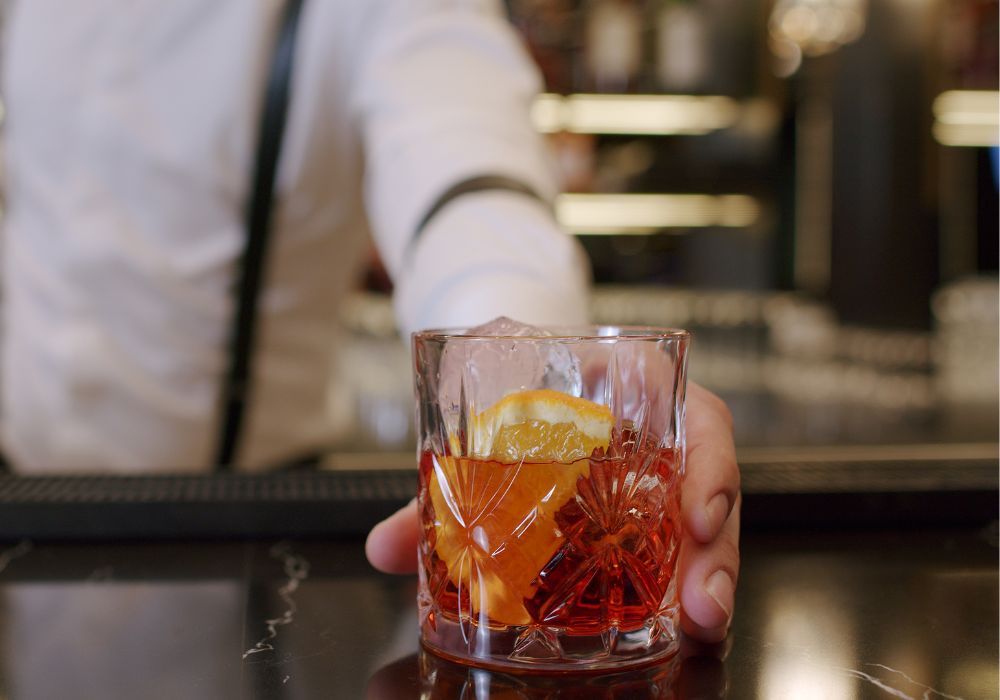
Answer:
[{"left": 418, "top": 434, "right": 682, "bottom": 635}]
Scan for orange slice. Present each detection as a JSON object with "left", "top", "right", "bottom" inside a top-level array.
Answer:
[
  {"left": 428, "top": 389, "right": 613, "bottom": 626},
  {"left": 469, "top": 389, "right": 614, "bottom": 463}
]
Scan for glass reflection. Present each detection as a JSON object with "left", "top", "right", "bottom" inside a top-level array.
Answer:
[
  {"left": 758, "top": 588, "right": 857, "bottom": 698},
  {"left": 367, "top": 646, "right": 727, "bottom": 699}
]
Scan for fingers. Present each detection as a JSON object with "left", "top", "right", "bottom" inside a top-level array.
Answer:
[
  {"left": 678, "top": 383, "right": 741, "bottom": 643},
  {"left": 365, "top": 498, "right": 420, "bottom": 574},
  {"left": 683, "top": 383, "right": 740, "bottom": 544},
  {"left": 679, "top": 493, "right": 741, "bottom": 643}
]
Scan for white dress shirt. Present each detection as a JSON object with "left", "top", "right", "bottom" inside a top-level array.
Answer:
[{"left": 0, "top": 0, "right": 589, "bottom": 472}]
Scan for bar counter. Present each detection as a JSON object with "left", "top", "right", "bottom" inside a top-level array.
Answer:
[
  {"left": 0, "top": 392, "right": 994, "bottom": 698},
  {"left": 0, "top": 518, "right": 994, "bottom": 698}
]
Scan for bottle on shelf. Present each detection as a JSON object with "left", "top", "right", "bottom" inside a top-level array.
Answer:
[
  {"left": 507, "top": 0, "right": 577, "bottom": 94},
  {"left": 653, "top": 0, "right": 710, "bottom": 93},
  {"left": 583, "top": 0, "right": 644, "bottom": 93}
]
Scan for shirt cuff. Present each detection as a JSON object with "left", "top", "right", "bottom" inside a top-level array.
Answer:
[{"left": 392, "top": 190, "right": 591, "bottom": 337}]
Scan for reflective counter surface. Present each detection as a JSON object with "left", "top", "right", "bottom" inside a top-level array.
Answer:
[{"left": 0, "top": 523, "right": 994, "bottom": 699}]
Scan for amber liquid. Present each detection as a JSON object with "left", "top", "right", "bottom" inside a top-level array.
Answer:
[{"left": 419, "top": 432, "right": 682, "bottom": 637}]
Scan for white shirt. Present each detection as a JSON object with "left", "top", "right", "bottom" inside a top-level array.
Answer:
[{"left": 0, "top": 0, "right": 590, "bottom": 472}]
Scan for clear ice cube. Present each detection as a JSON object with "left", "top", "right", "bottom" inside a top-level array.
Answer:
[
  {"left": 438, "top": 317, "right": 582, "bottom": 415},
  {"left": 466, "top": 316, "right": 543, "bottom": 338}
]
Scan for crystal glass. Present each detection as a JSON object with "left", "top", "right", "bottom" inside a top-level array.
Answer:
[
  {"left": 418, "top": 649, "right": 682, "bottom": 696},
  {"left": 413, "top": 324, "right": 689, "bottom": 672}
]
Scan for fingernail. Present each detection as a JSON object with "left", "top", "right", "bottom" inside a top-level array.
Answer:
[
  {"left": 705, "top": 569, "right": 734, "bottom": 624},
  {"left": 705, "top": 493, "right": 729, "bottom": 536}
]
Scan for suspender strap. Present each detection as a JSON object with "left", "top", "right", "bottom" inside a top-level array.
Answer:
[
  {"left": 215, "top": 0, "right": 305, "bottom": 471},
  {"left": 410, "top": 175, "right": 547, "bottom": 249}
]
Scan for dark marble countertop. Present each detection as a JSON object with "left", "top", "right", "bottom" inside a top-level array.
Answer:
[{"left": 0, "top": 523, "right": 994, "bottom": 699}]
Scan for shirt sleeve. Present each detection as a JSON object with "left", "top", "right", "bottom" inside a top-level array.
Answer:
[{"left": 348, "top": 0, "right": 591, "bottom": 336}]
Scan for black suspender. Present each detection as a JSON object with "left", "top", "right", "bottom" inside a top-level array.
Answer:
[{"left": 215, "top": 0, "right": 305, "bottom": 470}]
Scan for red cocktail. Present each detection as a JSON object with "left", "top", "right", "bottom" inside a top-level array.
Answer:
[{"left": 414, "top": 323, "right": 688, "bottom": 671}]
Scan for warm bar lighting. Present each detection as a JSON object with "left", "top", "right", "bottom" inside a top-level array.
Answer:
[
  {"left": 532, "top": 93, "right": 740, "bottom": 135},
  {"left": 555, "top": 193, "right": 760, "bottom": 234},
  {"left": 932, "top": 90, "right": 999, "bottom": 147}
]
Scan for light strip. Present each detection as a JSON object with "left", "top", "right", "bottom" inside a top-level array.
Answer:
[
  {"left": 737, "top": 442, "right": 999, "bottom": 465},
  {"left": 555, "top": 193, "right": 760, "bottom": 234},
  {"left": 932, "top": 90, "right": 999, "bottom": 147},
  {"left": 532, "top": 93, "right": 741, "bottom": 135}
]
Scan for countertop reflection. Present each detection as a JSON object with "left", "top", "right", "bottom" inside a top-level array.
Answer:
[
  {"left": 369, "top": 647, "right": 726, "bottom": 698},
  {"left": 0, "top": 525, "right": 994, "bottom": 699}
]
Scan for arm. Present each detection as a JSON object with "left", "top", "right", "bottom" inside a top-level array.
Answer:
[
  {"left": 349, "top": 0, "right": 589, "bottom": 333},
  {"left": 353, "top": 0, "right": 741, "bottom": 644}
]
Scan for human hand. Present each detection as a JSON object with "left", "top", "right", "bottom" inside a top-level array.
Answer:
[
  {"left": 365, "top": 381, "right": 741, "bottom": 644},
  {"left": 675, "top": 382, "right": 741, "bottom": 643}
]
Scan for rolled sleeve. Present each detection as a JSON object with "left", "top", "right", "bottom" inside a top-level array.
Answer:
[
  {"left": 349, "top": 0, "right": 589, "bottom": 333},
  {"left": 393, "top": 190, "right": 590, "bottom": 335}
]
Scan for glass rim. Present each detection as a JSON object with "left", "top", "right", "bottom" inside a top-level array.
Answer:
[{"left": 412, "top": 324, "right": 691, "bottom": 342}]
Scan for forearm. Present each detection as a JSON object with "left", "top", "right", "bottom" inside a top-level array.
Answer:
[
  {"left": 392, "top": 190, "right": 590, "bottom": 334},
  {"left": 351, "top": 0, "right": 589, "bottom": 332}
]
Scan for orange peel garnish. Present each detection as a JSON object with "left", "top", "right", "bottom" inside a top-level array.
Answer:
[{"left": 428, "top": 390, "right": 613, "bottom": 625}]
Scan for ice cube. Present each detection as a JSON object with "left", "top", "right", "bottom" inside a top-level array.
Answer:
[
  {"left": 466, "top": 316, "right": 546, "bottom": 339},
  {"left": 438, "top": 316, "right": 582, "bottom": 417}
]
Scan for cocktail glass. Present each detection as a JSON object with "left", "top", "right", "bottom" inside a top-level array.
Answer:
[{"left": 413, "top": 322, "right": 689, "bottom": 672}]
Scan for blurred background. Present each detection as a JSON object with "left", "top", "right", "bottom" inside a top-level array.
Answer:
[{"left": 326, "top": 0, "right": 998, "bottom": 464}]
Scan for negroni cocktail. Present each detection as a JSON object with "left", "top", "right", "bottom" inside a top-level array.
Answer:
[{"left": 413, "top": 322, "right": 688, "bottom": 671}]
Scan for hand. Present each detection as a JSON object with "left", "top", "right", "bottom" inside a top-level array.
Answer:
[
  {"left": 365, "top": 382, "right": 741, "bottom": 644},
  {"left": 676, "top": 382, "right": 741, "bottom": 643}
]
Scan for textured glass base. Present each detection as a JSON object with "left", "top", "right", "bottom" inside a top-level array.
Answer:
[
  {"left": 420, "top": 608, "right": 680, "bottom": 673},
  {"left": 419, "top": 647, "right": 683, "bottom": 697}
]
